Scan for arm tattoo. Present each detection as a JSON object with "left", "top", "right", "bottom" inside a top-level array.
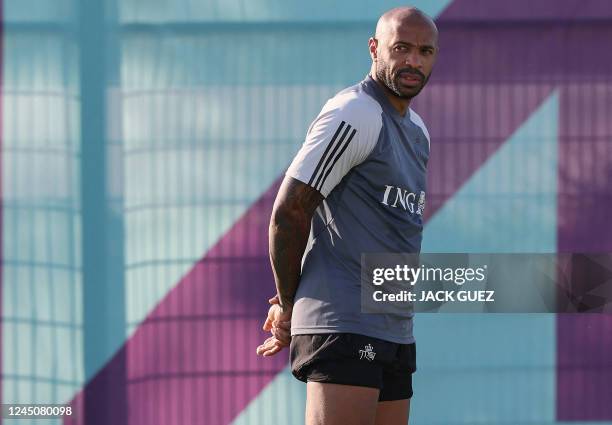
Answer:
[{"left": 269, "top": 176, "right": 324, "bottom": 311}]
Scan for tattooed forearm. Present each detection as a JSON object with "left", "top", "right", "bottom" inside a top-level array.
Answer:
[{"left": 269, "top": 176, "right": 324, "bottom": 312}]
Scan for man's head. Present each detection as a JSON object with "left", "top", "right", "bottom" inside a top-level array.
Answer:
[{"left": 369, "top": 7, "right": 438, "bottom": 100}]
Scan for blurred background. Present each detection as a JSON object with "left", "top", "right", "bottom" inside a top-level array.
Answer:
[{"left": 2, "top": 0, "right": 612, "bottom": 424}]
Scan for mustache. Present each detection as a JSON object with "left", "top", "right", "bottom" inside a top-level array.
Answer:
[{"left": 396, "top": 67, "right": 425, "bottom": 81}]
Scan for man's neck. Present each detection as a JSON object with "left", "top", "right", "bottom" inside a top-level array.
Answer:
[{"left": 371, "top": 73, "right": 411, "bottom": 117}]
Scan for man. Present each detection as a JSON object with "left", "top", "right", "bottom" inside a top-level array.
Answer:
[{"left": 256, "top": 6, "right": 438, "bottom": 425}]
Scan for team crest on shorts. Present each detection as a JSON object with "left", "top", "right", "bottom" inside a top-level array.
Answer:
[{"left": 359, "top": 344, "right": 376, "bottom": 361}]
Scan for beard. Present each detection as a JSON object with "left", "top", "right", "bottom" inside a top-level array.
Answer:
[{"left": 376, "top": 59, "right": 430, "bottom": 99}]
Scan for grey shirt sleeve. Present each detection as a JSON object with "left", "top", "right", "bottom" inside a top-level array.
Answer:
[{"left": 286, "top": 95, "right": 383, "bottom": 197}]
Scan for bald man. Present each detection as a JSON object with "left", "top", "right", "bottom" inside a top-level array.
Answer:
[{"left": 256, "top": 6, "right": 439, "bottom": 425}]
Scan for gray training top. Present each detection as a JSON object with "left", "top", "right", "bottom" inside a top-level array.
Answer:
[{"left": 285, "top": 75, "right": 430, "bottom": 344}]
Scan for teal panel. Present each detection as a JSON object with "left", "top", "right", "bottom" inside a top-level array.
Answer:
[
  {"left": 119, "top": 0, "right": 452, "bottom": 23},
  {"left": 2, "top": 16, "right": 83, "bottom": 415},
  {"left": 4, "top": 0, "right": 75, "bottom": 23},
  {"left": 231, "top": 366, "right": 306, "bottom": 425}
]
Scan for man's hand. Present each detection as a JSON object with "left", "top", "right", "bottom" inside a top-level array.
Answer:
[
  {"left": 256, "top": 295, "right": 292, "bottom": 357},
  {"left": 258, "top": 177, "right": 321, "bottom": 358}
]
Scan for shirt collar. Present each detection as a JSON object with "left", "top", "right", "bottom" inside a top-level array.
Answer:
[{"left": 362, "top": 74, "right": 412, "bottom": 124}]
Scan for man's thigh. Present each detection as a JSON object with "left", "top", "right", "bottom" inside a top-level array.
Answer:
[
  {"left": 375, "top": 399, "right": 410, "bottom": 425},
  {"left": 306, "top": 382, "right": 380, "bottom": 425}
]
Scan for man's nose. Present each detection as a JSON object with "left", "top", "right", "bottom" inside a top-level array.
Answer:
[{"left": 405, "top": 50, "right": 423, "bottom": 69}]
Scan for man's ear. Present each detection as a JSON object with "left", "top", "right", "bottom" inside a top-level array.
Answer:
[{"left": 368, "top": 37, "right": 378, "bottom": 61}]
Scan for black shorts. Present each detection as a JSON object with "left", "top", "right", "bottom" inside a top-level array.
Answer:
[{"left": 290, "top": 333, "right": 416, "bottom": 401}]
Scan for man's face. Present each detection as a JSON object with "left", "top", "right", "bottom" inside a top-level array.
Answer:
[{"left": 373, "top": 20, "right": 438, "bottom": 99}]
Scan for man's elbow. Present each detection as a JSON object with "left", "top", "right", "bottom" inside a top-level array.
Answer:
[{"left": 269, "top": 203, "right": 310, "bottom": 235}]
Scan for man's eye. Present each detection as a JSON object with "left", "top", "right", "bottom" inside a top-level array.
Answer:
[{"left": 394, "top": 45, "right": 407, "bottom": 51}]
